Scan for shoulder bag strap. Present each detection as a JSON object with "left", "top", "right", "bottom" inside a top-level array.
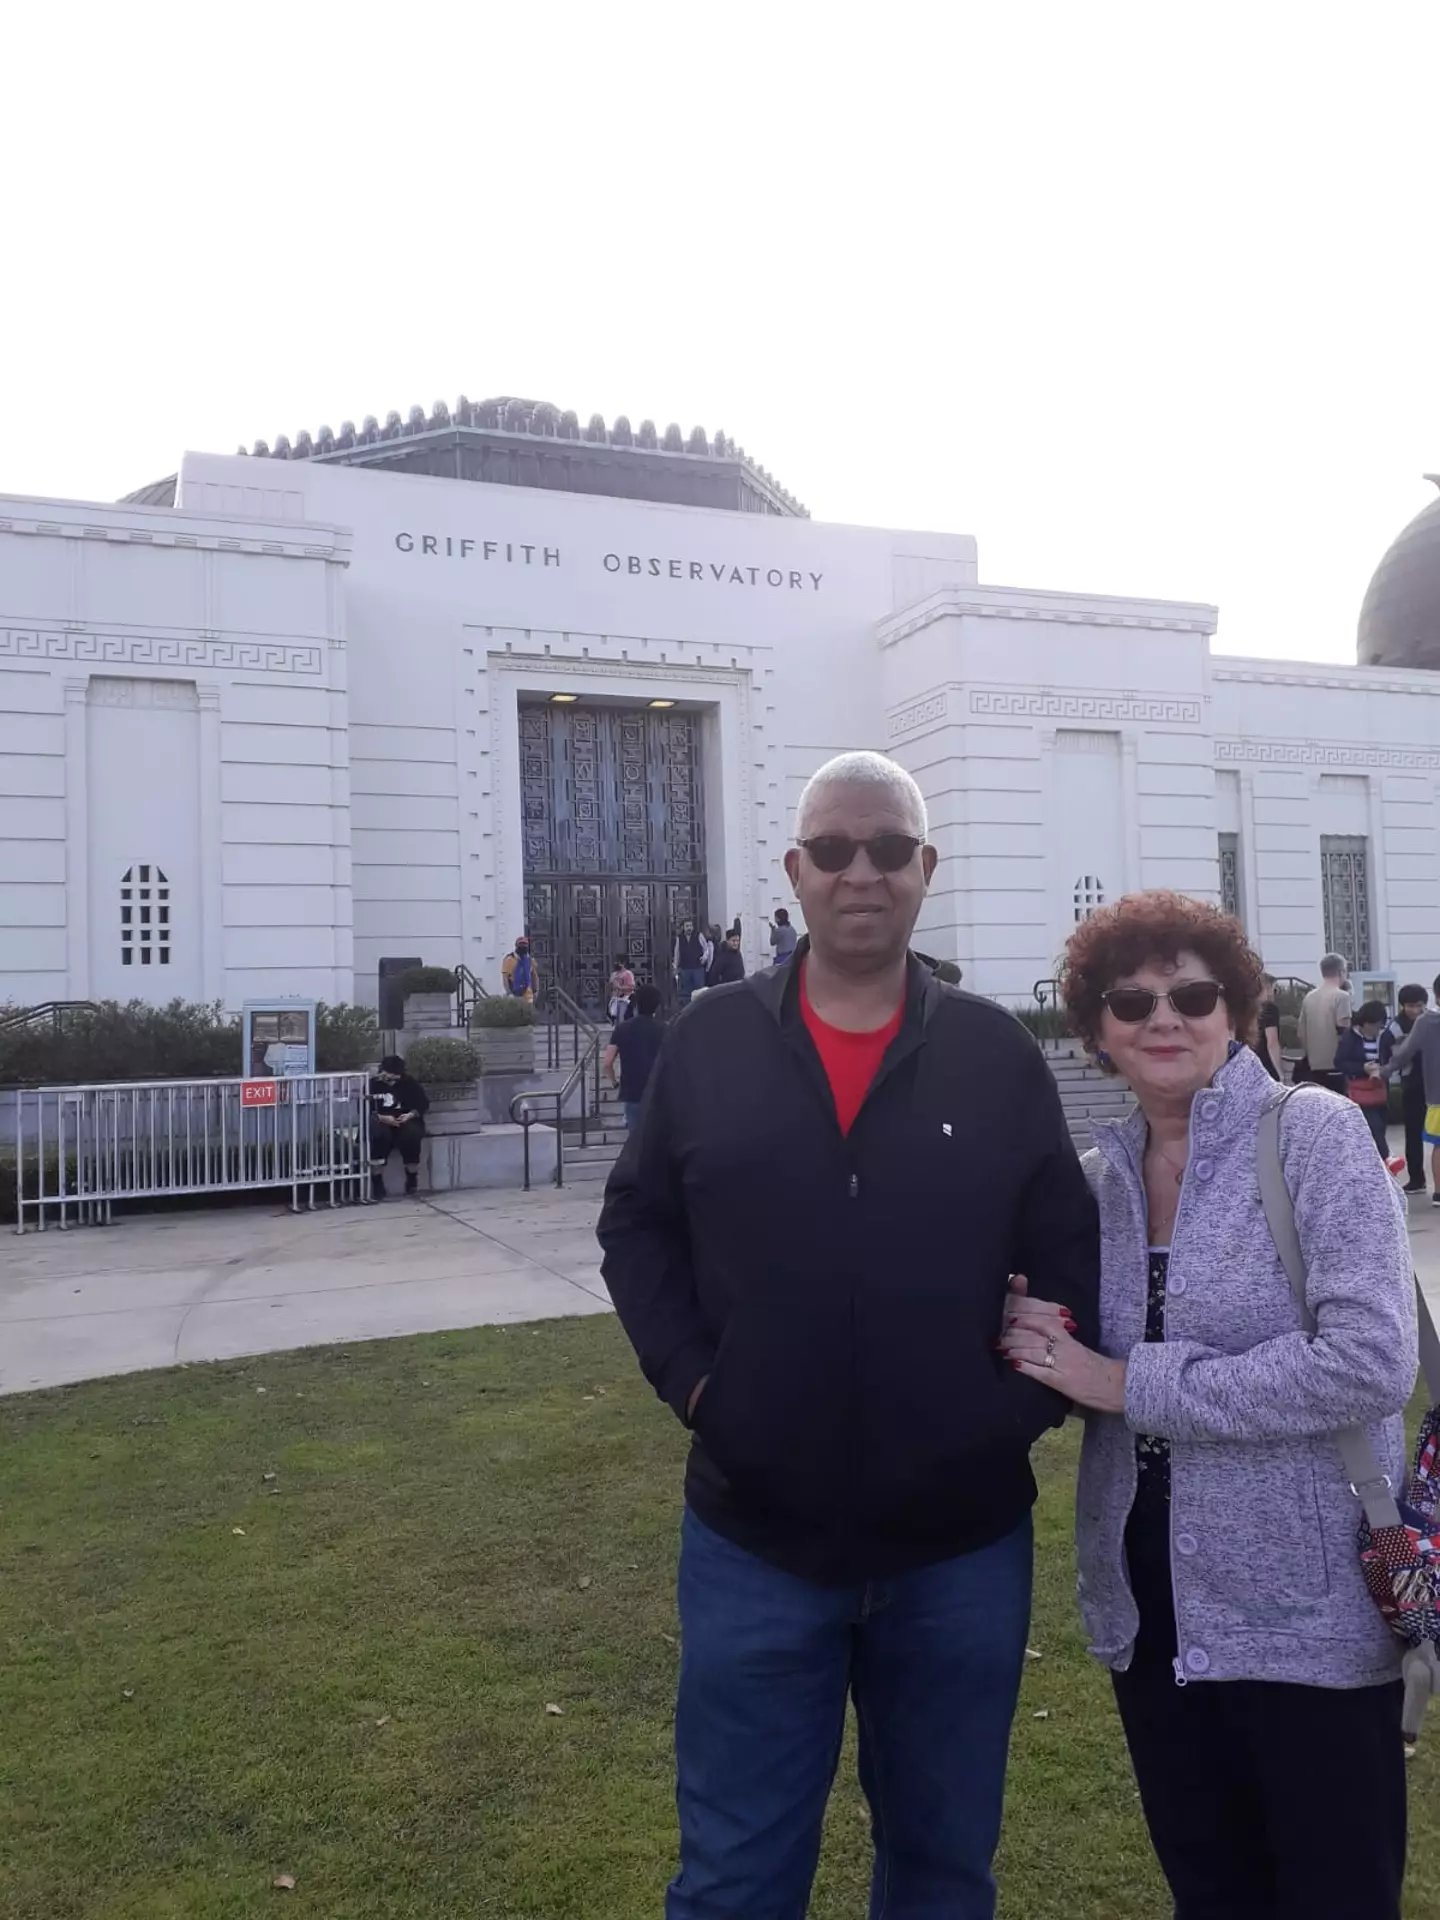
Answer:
[{"left": 1255, "top": 1087, "right": 1422, "bottom": 1531}]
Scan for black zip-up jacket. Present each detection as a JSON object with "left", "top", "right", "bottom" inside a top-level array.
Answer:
[{"left": 598, "top": 946, "right": 1100, "bottom": 1583}]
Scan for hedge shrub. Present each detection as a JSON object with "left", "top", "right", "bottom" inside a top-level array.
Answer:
[
  {"left": 403, "top": 1036, "right": 481, "bottom": 1083},
  {"left": 0, "top": 1000, "right": 379, "bottom": 1087},
  {"left": 470, "top": 996, "right": 536, "bottom": 1029},
  {"left": 396, "top": 967, "right": 458, "bottom": 998}
]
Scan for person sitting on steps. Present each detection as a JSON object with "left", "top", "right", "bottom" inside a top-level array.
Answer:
[{"left": 369, "top": 1053, "right": 429, "bottom": 1199}]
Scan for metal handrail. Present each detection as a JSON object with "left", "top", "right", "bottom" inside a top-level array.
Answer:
[
  {"left": 1033, "top": 976, "right": 1062, "bottom": 1009},
  {"left": 508, "top": 1026, "right": 604, "bottom": 1189},
  {"left": 454, "top": 964, "right": 492, "bottom": 1028},
  {"left": 0, "top": 1000, "right": 98, "bottom": 1035},
  {"left": 540, "top": 982, "right": 601, "bottom": 1071}
]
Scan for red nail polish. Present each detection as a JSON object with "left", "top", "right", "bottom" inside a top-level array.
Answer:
[{"left": 1010, "top": 1360, "right": 1022, "bottom": 1370}]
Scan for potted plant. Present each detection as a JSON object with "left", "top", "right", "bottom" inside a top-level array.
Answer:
[
  {"left": 397, "top": 966, "right": 458, "bottom": 1034},
  {"left": 470, "top": 993, "right": 537, "bottom": 1074},
  {"left": 404, "top": 1035, "right": 482, "bottom": 1135}
]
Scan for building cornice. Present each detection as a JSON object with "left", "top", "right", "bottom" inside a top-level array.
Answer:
[
  {"left": 878, "top": 583, "right": 1218, "bottom": 648},
  {"left": 0, "top": 494, "right": 351, "bottom": 564},
  {"left": 1213, "top": 662, "right": 1440, "bottom": 697}
]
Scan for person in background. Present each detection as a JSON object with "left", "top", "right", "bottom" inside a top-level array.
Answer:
[
  {"left": 1335, "top": 1000, "right": 1392, "bottom": 1154},
  {"left": 1380, "top": 971, "right": 1440, "bottom": 1208},
  {"left": 1002, "top": 891, "right": 1414, "bottom": 1919},
  {"left": 1253, "top": 971, "right": 1282, "bottom": 1079},
  {"left": 1295, "top": 952, "right": 1350, "bottom": 1091},
  {"left": 502, "top": 935, "right": 538, "bottom": 1002},
  {"left": 600, "top": 749, "right": 1099, "bottom": 1919},
  {"left": 368, "top": 1054, "right": 429, "bottom": 1200},
  {"left": 673, "top": 920, "right": 708, "bottom": 1006},
  {"left": 604, "top": 982, "right": 665, "bottom": 1131},
  {"left": 609, "top": 953, "right": 636, "bottom": 1023},
  {"left": 706, "top": 927, "right": 746, "bottom": 988},
  {"left": 1381, "top": 984, "right": 1429, "bottom": 1193},
  {"left": 766, "top": 906, "right": 798, "bottom": 965}
]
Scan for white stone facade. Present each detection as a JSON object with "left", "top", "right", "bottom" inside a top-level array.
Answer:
[{"left": 2, "top": 451, "right": 1438, "bottom": 1014}]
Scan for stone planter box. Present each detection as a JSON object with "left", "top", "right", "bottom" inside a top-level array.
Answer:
[
  {"left": 424, "top": 1080, "right": 483, "bottom": 1135},
  {"left": 403, "top": 992, "right": 454, "bottom": 1033},
  {"left": 475, "top": 1027, "right": 537, "bottom": 1075}
]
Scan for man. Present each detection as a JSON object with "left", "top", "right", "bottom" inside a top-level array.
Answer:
[
  {"left": 1381, "top": 974, "right": 1440, "bottom": 1205},
  {"left": 501, "top": 934, "right": 538, "bottom": 1002},
  {"left": 598, "top": 749, "right": 1099, "bottom": 1919},
  {"left": 672, "top": 919, "right": 708, "bottom": 1005},
  {"left": 706, "top": 927, "right": 745, "bottom": 988},
  {"left": 1253, "top": 971, "right": 1282, "bottom": 1079},
  {"left": 603, "top": 982, "right": 665, "bottom": 1131},
  {"left": 1295, "top": 952, "right": 1351, "bottom": 1092},
  {"left": 368, "top": 1054, "right": 429, "bottom": 1199},
  {"left": 1381, "top": 984, "right": 1429, "bottom": 1192}
]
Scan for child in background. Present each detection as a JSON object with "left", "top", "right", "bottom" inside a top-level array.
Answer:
[{"left": 1336, "top": 1000, "right": 1392, "bottom": 1155}]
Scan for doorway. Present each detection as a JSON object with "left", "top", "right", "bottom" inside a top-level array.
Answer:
[{"left": 518, "top": 702, "right": 707, "bottom": 1011}]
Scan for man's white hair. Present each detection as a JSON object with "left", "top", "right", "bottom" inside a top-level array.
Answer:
[{"left": 795, "top": 751, "right": 928, "bottom": 841}]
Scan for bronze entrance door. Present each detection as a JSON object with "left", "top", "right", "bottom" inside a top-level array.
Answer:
[{"left": 518, "top": 703, "right": 706, "bottom": 1012}]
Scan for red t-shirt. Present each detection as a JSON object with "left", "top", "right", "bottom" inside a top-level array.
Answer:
[{"left": 799, "top": 960, "right": 904, "bottom": 1136}]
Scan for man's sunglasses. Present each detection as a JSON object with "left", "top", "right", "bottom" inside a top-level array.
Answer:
[
  {"left": 1101, "top": 981, "right": 1225, "bottom": 1023},
  {"left": 797, "top": 833, "right": 923, "bottom": 874}
]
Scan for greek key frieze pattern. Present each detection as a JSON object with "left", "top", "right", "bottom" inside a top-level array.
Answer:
[
  {"left": 1214, "top": 739, "right": 1440, "bottom": 771},
  {"left": 970, "top": 690, "right": 1202, "bottom": 725},
  {"left": 0, "top": 630, "right": 322, "bottom": 675},
  {"left": 887, "top": 693, "right": 949, "bottom": 738}
]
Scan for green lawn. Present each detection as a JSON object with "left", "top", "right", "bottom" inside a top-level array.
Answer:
[{"left": 1, "top": 1320, "right": 1436, "bottom": 1919}]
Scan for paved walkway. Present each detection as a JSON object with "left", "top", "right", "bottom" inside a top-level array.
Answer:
[
  {"left": 1, "top": 1187, "right": 611, "bottom": 1395},
  {"left": 5, "top": 1182, "right": 1440, "bottom": 1398}
]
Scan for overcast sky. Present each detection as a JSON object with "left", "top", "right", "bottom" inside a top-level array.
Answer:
[{"left": 5, "top": 3, "right": 1436, "bottom": 664}]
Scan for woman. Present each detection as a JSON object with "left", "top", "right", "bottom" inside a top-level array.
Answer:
[
  {"left": 1001, "top": 891, "right": 1416, "bottom": 1918},
  {"left": 1253, "top": 971, "right": 1282, "bottom": 1079},
  {"left": 608, "top": 952, "right": 636, "bottom": 1023}
]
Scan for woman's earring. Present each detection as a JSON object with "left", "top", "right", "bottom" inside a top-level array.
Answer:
[{"left": 1096, "top": 1049, "right": 1112, "bottom": 1069}]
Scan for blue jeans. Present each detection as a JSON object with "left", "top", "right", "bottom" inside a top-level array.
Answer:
[
  {"left": 678, "top": 966, "right": 708, "bottom": 1004},
  {"left": 624, "top": 1101, "right": 643, "bottom": 1132},
  {"left": 668, "top": 1510, "right": 1033, "bottom": 1920}
]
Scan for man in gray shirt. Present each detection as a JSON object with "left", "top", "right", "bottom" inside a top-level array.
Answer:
[
  {"left": 1381, "top": 969, "right": 1440, "bottom": 1205},
  {"left": 1295, "top": 953, "right": 1352, "bottom": 1093}
]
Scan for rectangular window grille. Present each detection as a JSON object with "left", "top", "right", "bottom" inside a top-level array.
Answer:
[
  {"left": 122, "top": 864, "right": 171, "bottom": 968},
  {"left": 1320, "top": 835, "right": 1371, "bottom": 971},
  {"left": 1218, "top": 832, "right": 1241, "bottom": 923}
]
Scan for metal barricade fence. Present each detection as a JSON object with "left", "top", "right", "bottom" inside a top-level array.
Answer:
[{"left": 12, "top": 1073, "right": 371, "bottom": 1232}]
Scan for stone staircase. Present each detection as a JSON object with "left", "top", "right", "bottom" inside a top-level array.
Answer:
[
  {"left": 1044, "top": 1044, "right": 1134, "bottom": 1150},
  {"left": 560, "top": 1080, "right": 628, "bottom": 1183}
]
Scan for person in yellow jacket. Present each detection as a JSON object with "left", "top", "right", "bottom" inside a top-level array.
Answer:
[{"left": 501, "top": 934, "right": 538, "bottom": 1002}]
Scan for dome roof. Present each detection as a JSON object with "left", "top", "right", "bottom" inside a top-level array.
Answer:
[{"left": 1357, "top": 477, "right": 1440, "bottom": 670}]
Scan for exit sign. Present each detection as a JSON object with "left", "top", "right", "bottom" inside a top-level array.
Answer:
[{"left": 241, "top": 1079, "right": 278, "bottom": 1108}]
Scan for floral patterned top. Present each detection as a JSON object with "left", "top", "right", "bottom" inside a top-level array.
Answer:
[{"left": 1132, "top": 1248, "right": 1171, "bottom": 1514}]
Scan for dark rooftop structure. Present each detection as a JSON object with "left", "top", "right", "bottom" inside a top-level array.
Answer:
[
  {"left": 1357, "top": 476, "right": 1440, "bottom": 671},
  {"left": 122, "top": 395, "right": 807, "bottom": 518}
]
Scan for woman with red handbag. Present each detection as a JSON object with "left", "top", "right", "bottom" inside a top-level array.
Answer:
[{"left": 1336, "top": 1000, "right": 1393, "bottom": 1155}]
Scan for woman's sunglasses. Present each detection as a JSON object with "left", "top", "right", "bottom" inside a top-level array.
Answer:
[
  {"left": 798, "top": 833, "right": 922, "bottom": 874},
  {"left": 1101, "top": 981, "right": 1225, "bottom": 1023}
]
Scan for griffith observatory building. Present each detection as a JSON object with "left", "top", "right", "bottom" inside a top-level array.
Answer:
[{"left": 3, "top": 395, "right": 1440, "bottom": 1014}]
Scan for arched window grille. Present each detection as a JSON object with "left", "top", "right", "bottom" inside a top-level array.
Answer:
[{"left": 1072, "top": 874, "right": 1106, "bottom": 923}]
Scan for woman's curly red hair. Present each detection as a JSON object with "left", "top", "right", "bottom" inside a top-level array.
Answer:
[{"left": 1060, "top": 890, "right": 1264, "bottom": 1063}]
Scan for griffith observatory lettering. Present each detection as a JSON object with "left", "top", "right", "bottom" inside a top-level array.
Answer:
[
  {"left": 391, "top": 532, "right": 822, "bottom": 591},
  {"left": 603, "top": 554, "right": 824, "bottom": 590},
  {"left": 394, "top": 533, "right": 560, "bottom": 564}
]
